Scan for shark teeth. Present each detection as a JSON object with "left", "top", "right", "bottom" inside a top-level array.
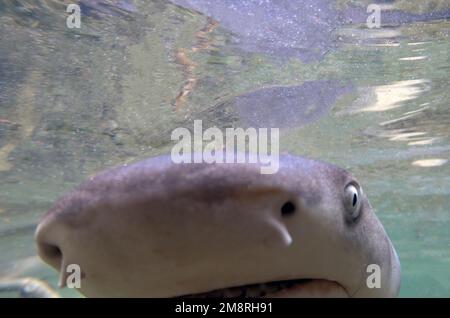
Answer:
[{"left": 179, "top": 279, "right": 348, "bottom": 298}]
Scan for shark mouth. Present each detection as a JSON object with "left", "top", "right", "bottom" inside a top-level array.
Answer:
[{"left": 179, "top": 279, "right": 349, "bottom": 298}]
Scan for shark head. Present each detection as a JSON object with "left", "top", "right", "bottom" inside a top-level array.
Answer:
[{"left": 35, "top": 155, "right": 401, "bottom": 297}]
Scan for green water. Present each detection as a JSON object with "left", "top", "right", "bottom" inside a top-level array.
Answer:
[{"left": 0, "top": 1, "right": 449, "bottom": 297}]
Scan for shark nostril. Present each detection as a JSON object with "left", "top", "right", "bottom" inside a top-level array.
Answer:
[{"left": 38, "top": 242, "right": 63, "bottom": 270}]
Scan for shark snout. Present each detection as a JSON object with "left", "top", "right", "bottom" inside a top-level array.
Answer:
[{"left": 35, "top": 217, "right": 65, "bottom": 280}]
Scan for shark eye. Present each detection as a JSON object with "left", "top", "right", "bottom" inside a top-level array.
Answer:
[{"left": 344, "top": 183, "right": 362, "bottom": 221}]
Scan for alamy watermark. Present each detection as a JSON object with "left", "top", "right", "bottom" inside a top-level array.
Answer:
[
  {"left": 367, "top": 4, "right": 381, "bottom": 29},
  {"left": 64, "top": 3, "right": 382, "bottom": 29},
  {"left": 60, "top": 262, "right": 382, "bottom": 290},
  {"left": 64, "top": 3, "right": 383, "bottom": 31},
  {"left": 66, "top": 4, "right": 81, "bottom": 29},
  {"left": 366, "top": 264, "right": 381, "bottom": 289},
  {"left": 60, "top": 264, "right": 82, "bottom": 289},
  {"left": 171, "top": 120, "right": 280, "bottom": 174}
]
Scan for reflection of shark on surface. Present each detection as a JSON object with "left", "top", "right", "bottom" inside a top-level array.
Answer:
[
  {"left": 171, "top": 0, "right": 343, "bottom": 62},
  {"left": 170, "top": 0, "right": 450, "bottom": 62}
]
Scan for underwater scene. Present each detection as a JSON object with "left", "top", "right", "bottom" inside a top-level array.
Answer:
[{"left": 0, "top": 0, "right": 449, "bottom": 298}]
